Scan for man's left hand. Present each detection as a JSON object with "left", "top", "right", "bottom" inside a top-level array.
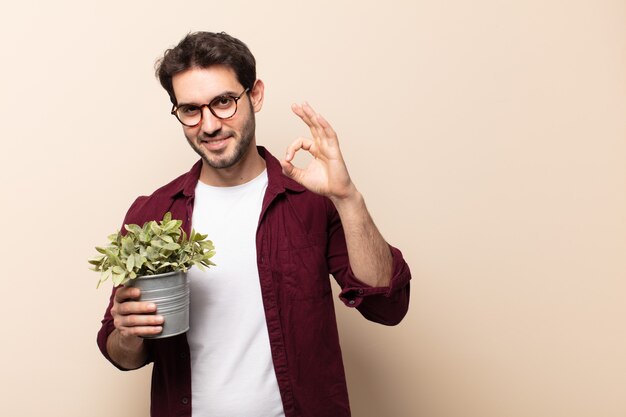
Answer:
[{"left": 280, "top": 102, "right": 357, "bottom": 201}]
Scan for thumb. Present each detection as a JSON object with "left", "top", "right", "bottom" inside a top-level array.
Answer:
[{"left": 279, "top": 159, "right": 304, "bottom": 183}]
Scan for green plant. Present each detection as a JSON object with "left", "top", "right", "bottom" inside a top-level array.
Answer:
[{"left": 89, "top": 212, "right": 215, "bottom": 288}]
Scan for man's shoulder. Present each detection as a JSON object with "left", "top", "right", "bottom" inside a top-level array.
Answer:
[
  {"left": 148, "top": 168, "right": 194, "bottom": 198},
  {"left": 122, "top": 160, "right": 202, "bottom": 226}
]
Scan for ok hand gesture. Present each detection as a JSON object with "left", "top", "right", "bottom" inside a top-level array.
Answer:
[{"left": 280, "top": 102, "right": 357, "bottom": 202}]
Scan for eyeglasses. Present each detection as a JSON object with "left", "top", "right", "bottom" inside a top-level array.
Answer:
[{"left": 171, "top": 88, "right": 249, "bottom": 127}]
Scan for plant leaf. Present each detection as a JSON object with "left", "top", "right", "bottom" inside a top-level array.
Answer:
[
  {"left": 90, "top": 213, "right": 216, "bottom": 288},
  {"left": 124, "top": 224, "right": 142, "bottom": 235},
  {"left": 150, "top": 221, "right": 161, "bottom": 235},
  {"left": 163, "top": 242, "right": 180, "bottom": 251},
  {"left": 126, "top": 254, "right": 135, "bottom": 272}
]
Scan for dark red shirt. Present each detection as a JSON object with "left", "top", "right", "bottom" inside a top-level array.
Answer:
[{"left": 97, "top": 147, "right": 411, "bottom": 417}]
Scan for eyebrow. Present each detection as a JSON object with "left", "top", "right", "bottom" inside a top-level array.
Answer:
[{"left": 177, "top": 90, "right": 239, "bottom": 107}]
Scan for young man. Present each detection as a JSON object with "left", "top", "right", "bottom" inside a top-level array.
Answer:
[{"left": 97, "top": 31, "right": 411, "bottom": 417}]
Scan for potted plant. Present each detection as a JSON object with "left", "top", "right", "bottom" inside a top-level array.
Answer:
[{"left": 89, "top": 212, "right": 215, "bottom": 338}]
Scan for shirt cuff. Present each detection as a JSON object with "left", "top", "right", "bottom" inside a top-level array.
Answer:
[{"left": 338, "top": 245, "right": 411, "bottom": 308}]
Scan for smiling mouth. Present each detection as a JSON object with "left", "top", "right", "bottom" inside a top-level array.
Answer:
[
  {"left": 198, "top": 135, "right": 232, "bottom": 153},
  {"left": 200, "top": 133, "right": 232, "bottom": 146},
  {"left": 201, "top": 136, "right": 229, "bottom": 144}
]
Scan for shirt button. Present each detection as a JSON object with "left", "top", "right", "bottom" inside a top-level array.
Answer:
[
  {"left": 181, "top": 397, "right": 189, "bottom": 405},
  {"left": 358, "top": 289, "right": 364, "bottom": 295},
  {"left": 348, "top": 300, "right": 356, "bottom": 305}
]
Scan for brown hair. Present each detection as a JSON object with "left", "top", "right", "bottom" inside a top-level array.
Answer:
[{"left": 155, "top": 31, "right": 256, "bottom": 105}]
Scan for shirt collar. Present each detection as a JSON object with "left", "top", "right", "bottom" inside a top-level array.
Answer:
[{"left": 177, "top": 146, "right": 306, "bottom": 198}]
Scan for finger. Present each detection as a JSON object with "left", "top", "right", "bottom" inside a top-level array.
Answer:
[
  {"left": 114, "top": 286, "right": 141, "bottom": 303},
  {"left": 279, "top": 159, "right": 305, "bottom": 183},
  {"left": 300, "top": 101, "right": 318, "bottom": 120},
  {"left": 119, "top": 313, "right": 164, "bottom": 328},
  {"left": 301, "top": 102, "right": 325, "bottom": 131},
  {"left": 292, "top": 103, "right": 322, "bottom": 138},
  {"left": 291, "top": 103, "right": 313, "bottom": 127},
  {"left": 117, "top": 301, "right": 158, "bottom": 316},
  {"left": 301, "top": 103, "right": 336, "bottom": 136},
  {"left": 291, "top": 102, "right": 309, "bottom": 123},
  {"left": 284, "top": 137, "right": 314, "bottom": 162},
  {"left": 300, "top": 103, "right": 339, "bottom": 147},
  {"left": 135, "top": 326, "right": 163, "bottom": 336},
  {"left": 314, "top": 112, "right": 338, "bottom": 141},
  {"left": 120, "top": 325, "right": 164, "bottom": 337}
]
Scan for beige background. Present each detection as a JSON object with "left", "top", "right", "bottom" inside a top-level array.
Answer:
[{"left": 0, "top": 0, "right": 624, "bottom": 416}]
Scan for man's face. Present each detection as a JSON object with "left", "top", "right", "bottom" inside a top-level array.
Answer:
[{"left": 172, "top": 66, "right": 260, "bottom": 170}]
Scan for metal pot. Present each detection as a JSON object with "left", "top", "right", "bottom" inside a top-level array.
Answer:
[{"left": 127, "top": 270, "right": 189, "bottom": 339}]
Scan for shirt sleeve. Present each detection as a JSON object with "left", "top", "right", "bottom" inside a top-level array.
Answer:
[
  {"left": 325, "top": 199, "right": 411, "bottom": 326},
  {"left": 96, "top": 196, "right": 154, "bottom": 370}
]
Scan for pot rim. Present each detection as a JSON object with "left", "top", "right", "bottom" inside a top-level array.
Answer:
[{"left": 133, "top": 270, "right": 187, "bottom": 280}]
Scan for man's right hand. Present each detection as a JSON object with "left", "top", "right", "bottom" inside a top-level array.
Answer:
[
  {"left": 111, "top": 286, "right": 164, "bottom": 337},
  {"left": 106, "top": 286, "right": 163, "bottom": 369}
]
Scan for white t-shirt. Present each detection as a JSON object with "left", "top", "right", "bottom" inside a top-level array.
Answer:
[{"left": 187, "top": 170, "right": 285, "bottom": 417}]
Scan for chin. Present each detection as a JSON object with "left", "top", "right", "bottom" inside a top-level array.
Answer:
[{"left": 202, "top": 146, "right": 247, "bottom": 170}]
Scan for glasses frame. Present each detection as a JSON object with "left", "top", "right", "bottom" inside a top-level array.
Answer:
[{"left": 171, "top": 88, "right": 249, "bottom": 127}]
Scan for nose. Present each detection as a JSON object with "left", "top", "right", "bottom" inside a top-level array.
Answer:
[{"left": 199, "top": 105, "right": 222, "bottom": 135}]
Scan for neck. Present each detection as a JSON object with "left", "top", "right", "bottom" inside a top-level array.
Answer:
[{"left": 198, "top": 146, "right": 266, "bottom": 187}]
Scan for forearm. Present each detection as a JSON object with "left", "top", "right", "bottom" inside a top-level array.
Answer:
[
  {"left": 106, "top": 328, "right": 149, "bottom": 370},
  {"left": 331, "top": 189, "right": 393, "bottom": 288}
]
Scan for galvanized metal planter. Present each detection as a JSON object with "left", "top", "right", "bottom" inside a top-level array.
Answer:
[{"left": 127, "top": 270, "right": 190, "bottom": 339}]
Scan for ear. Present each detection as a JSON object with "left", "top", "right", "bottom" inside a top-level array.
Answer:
[{"left": 249, "top": 79, "right": 265, "bottom": 113}]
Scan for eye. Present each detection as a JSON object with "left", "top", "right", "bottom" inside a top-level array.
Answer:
[
  {"left": 179, "top": 105, "right": 200, "bottom": 115},
  {"left": 211, "top": 96, "right": 235, "bottom": 109}
]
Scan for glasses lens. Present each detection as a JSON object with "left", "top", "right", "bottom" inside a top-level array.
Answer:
[
  {"left": 210, "top": 96, "right": 237, "bottom": 119},
  {"left": 176, "top": 105, "right": 202, "bottom": 126},
  {"left": 174, "top": 92, "right": 244, "bottom": 126}
]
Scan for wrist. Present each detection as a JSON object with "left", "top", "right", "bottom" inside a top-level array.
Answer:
[
  {"left": 330, "top": 186, "right": 364, "bottom": 214},
  {"left": 107, "top": 329, "right": 147, "bottom": 369},
  {"left": 117, "top": 329, "right": 144, "bottom": 351}
]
